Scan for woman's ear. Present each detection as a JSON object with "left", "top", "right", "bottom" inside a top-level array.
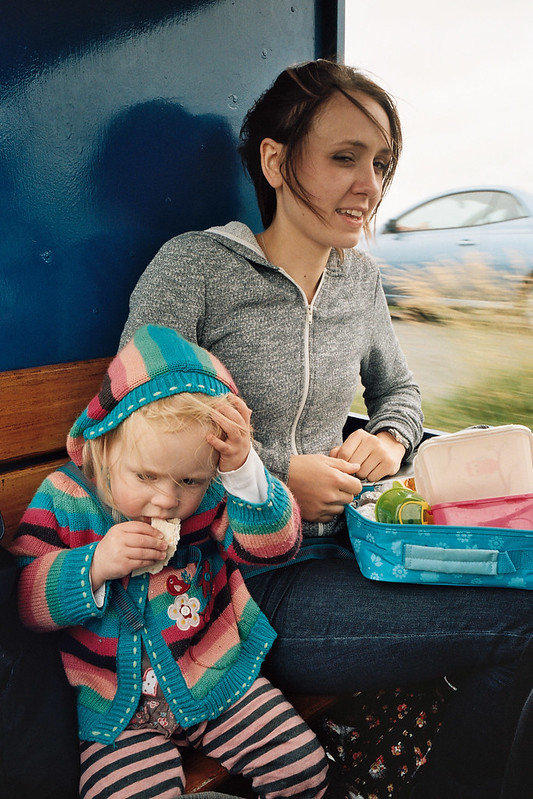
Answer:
[{"left": 259, "top": 138, "right": 284, "bottom": 189}]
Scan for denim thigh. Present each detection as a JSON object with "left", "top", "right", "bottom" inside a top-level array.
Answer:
[
  {"left": 245, "top": 557, "right": 533, "bottom": 694},
  {"left": 246, "top": 558, "right": 533, "bottom": 799}
]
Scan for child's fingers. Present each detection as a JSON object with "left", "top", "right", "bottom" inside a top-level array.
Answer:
[
  {"left": 213, "top": 395, "right": 252, "bottom": 427},
  {"left": 206, "top": 432, "right": 242, "bottom": 458},
  {"left": 111, "top": 521, "right": 167, "bottom": 545},
  {"left": 126, "top": 534, "right": 168, "bottom": 555},
  {"left": 129, "top": 545, "right": 168, "bottom": 563},
  {"left": 227, "top": 394, "right": 252, "bottom": 421},
  {"left": 92, "top": 525, "right": 168, "bottom": 584}
]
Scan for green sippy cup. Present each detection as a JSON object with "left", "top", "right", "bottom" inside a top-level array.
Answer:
[{"left": 375, "top": 481, "right": 432, "bottom": 524}]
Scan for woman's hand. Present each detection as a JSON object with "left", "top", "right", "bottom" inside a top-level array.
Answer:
[
  {"left": 330, "top": 429, "right": 406, "bottom": 483},
  {"left": 207, "top": 395, "right": 253, "bottom": 473},
  {"left": 288, "top": 453, "right": 362, "bottom": 523},
  {"left": 90, "top": 521, "right": 168, "bottom": 591}
]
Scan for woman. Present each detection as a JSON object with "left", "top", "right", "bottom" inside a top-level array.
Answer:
[{"left": 120, "top": 60, "right": 533, "bottom": 799}]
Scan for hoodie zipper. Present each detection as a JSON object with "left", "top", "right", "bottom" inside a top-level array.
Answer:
[
  {"left": 283, "top": 273, "right": 327, "bottom": 536},
  {"left": 290, "top": 301, "right": 315, "bottom": 454},
  {"left": 252, "top": 263, "right": 326, "bottom": 461},
  {"left": 211, "top": 228, "right": 329, "bottom": 532}
]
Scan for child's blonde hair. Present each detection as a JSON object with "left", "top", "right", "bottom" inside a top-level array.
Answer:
[{"left": 82, "top": 392, "right": 243, "bottom": 510}]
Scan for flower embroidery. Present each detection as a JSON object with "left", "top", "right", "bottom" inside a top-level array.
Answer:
[
  {"left": 167, "top": 593, "right": 201, "bottom": 630},
  {"left": 488, "top": 536, "right": 505, "bottom": 549}
]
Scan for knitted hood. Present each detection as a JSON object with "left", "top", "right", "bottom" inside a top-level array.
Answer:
[{"left": 67, "top": 324, "right": 238, "bottom": 466}]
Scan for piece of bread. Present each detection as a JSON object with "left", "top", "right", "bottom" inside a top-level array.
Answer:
[{"left": 132, "top": 517, "right": 181, "bottom": 576}]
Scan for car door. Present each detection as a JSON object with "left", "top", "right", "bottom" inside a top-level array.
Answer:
[{"left": 372, "top": 189, "right": 533, "bottom": 299}]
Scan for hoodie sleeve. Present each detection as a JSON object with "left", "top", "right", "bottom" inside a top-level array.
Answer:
[
  {"left": 9, "top": 471, "right": 110, "bottom": 632},
  {"left": 360, "top": 267, "right": 424, "bottom": 456}
]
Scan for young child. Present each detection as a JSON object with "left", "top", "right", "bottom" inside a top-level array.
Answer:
[{"left": 11, "top": 324, "right": 329, "bottom": 799}]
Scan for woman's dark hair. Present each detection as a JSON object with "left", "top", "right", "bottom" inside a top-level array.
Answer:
[{"left": 239, "top": 59, "right": 402, "bottom": 230}]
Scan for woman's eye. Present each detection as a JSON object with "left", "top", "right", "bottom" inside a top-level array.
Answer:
[
  {"left": 182, "top": 478, "right": 198, "bottom": 486},
  {"left": 333, "top": 154, "right": 353, "bottom": 163},
  {"left": 137, "top": 473, "right": 156, "bottom": 482},
  {"left": 374, "top": 159, "right": 390, "bottom": 174}
]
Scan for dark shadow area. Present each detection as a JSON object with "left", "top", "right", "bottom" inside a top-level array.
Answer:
[
  {"left": 96, "top": 98, "right": 241, "bottom": 245},
  {"left": 0, "top": 100, "right": 241, "bottom": 370}
]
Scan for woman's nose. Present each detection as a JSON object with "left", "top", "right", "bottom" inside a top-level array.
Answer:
[{"left": 351, "top": 162, "right": 381, "bottom": 198}]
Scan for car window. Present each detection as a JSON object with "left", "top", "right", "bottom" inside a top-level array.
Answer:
[{"left": 395, "top": 190, "right": 526, "bottom": 231}]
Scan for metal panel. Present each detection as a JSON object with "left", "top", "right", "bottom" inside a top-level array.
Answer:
[{"left": 0, "top": 0, "right": 341, "bottom": 370}]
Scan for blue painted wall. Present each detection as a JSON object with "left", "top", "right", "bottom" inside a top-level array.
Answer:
[{"left": 0, "top": 0, "right": 341, "bottom": 370}]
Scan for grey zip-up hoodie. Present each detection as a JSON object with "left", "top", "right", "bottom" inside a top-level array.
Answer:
[{"left": 120, "top": 221, "right": 423, "bottom": 539}]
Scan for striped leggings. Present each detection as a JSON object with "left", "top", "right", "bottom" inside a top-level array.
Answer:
[{"left": 79, "top": 677, "right": 329, "bottom": 799}]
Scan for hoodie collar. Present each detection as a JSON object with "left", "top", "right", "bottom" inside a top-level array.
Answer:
[{"left": 205, "top": 221, "right": 345, "bottom": 275}]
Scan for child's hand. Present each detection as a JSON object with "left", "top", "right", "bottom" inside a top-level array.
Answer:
[
  {"left": 90, "top": 521, "right": 168, "bottom": 591},
  {"left": 207, "top": 395, "right": 252, "bottom": 473}
]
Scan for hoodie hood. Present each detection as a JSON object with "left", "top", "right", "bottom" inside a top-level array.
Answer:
[
  {"left": 205, "top": 222, "right": 268, "bottom": 263},
  {"left": 67, "top": 324, "right": 237, "bottom": 466}
]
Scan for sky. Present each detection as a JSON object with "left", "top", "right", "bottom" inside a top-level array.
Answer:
[{"left": 344, "top": 0, "right": 533, "bottom": 223}]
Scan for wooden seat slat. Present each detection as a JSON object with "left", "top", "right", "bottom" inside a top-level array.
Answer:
[
  {"left": 1, "top": 357, "right": 110, "bottom": 547},
  {"left": 0, "top": 458, "right": 68, "bottom": 545}
]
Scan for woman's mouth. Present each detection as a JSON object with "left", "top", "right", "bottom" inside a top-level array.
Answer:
[{"left": 336, "top": 208, "right": 364, "bottom": 220}]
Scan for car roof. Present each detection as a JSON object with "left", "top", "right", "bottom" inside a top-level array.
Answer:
[{"left": 389, "top": 185, "right": 533, "bottom": 220}]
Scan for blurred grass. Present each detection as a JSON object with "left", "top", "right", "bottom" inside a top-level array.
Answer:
[
  {"left": 350, "top": 299, "right": 532, "bottom": 435},
  {"left": 351, "top": 357, "right": 533, "bottom": 434},
  {"left": 421, "top": 363, "right": 533, "bottom": 432},
  {"left": 352, "top": 254, "right": 533, "bottom": 433},
  {"left": 381, "top": 252, "right": 532, "bottom": 332}
]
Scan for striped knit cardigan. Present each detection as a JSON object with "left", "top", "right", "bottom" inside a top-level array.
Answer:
[{"left": 12, "top": 465, "right": 300, "bottom": 744}]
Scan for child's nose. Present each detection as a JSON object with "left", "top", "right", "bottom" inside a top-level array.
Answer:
[{"left": 152, "top": 486, "right": 179, "bottom": 510}]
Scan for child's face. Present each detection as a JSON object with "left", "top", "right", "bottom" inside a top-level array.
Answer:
[{"left": 107, "top": 415, "right": 218, "bottom": 522}]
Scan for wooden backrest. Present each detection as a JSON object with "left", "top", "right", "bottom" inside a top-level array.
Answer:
[{"left": 0, "top": 357, "right": 111, "bottom": 546}]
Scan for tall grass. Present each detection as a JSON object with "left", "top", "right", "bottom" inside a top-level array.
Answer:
[
  {"left": 381, "top": 255, "right": 532, "bottom": 431},
  {"left": 383, "top": 253, "right": 532, "bottom": 332},
  {"left": 350, "top": 255, "right": 533, "bottom": 433},
  {"left": 351, "top": 358, "right": 532, "bottom": 435},
  {"left": 421, "top": 363, "right": 533, "bottom": 432}
]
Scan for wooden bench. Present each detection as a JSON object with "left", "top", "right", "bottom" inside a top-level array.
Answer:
[{"left": 0, "top": 356, "right": 337, "bottom": 796}]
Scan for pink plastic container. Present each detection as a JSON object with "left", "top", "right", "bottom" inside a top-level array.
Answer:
[
  {"left": 431, "top": 493, "right": 533, "bottom": 529},
  {"left": 414, "top": 425, "right": 533, "bottom": 505}
]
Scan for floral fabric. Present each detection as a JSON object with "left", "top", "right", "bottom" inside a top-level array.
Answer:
[{"left": 318, "top": 680, "right": 453, "bottom": 799}]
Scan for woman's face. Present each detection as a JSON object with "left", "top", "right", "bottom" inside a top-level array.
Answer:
[{"left": 277, "top": 91, "right": 393, "bottom": 250}]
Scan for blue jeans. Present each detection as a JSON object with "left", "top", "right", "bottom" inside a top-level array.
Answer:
[{"left": 245, "top": 556, "right": 533, "bottom": 799}]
